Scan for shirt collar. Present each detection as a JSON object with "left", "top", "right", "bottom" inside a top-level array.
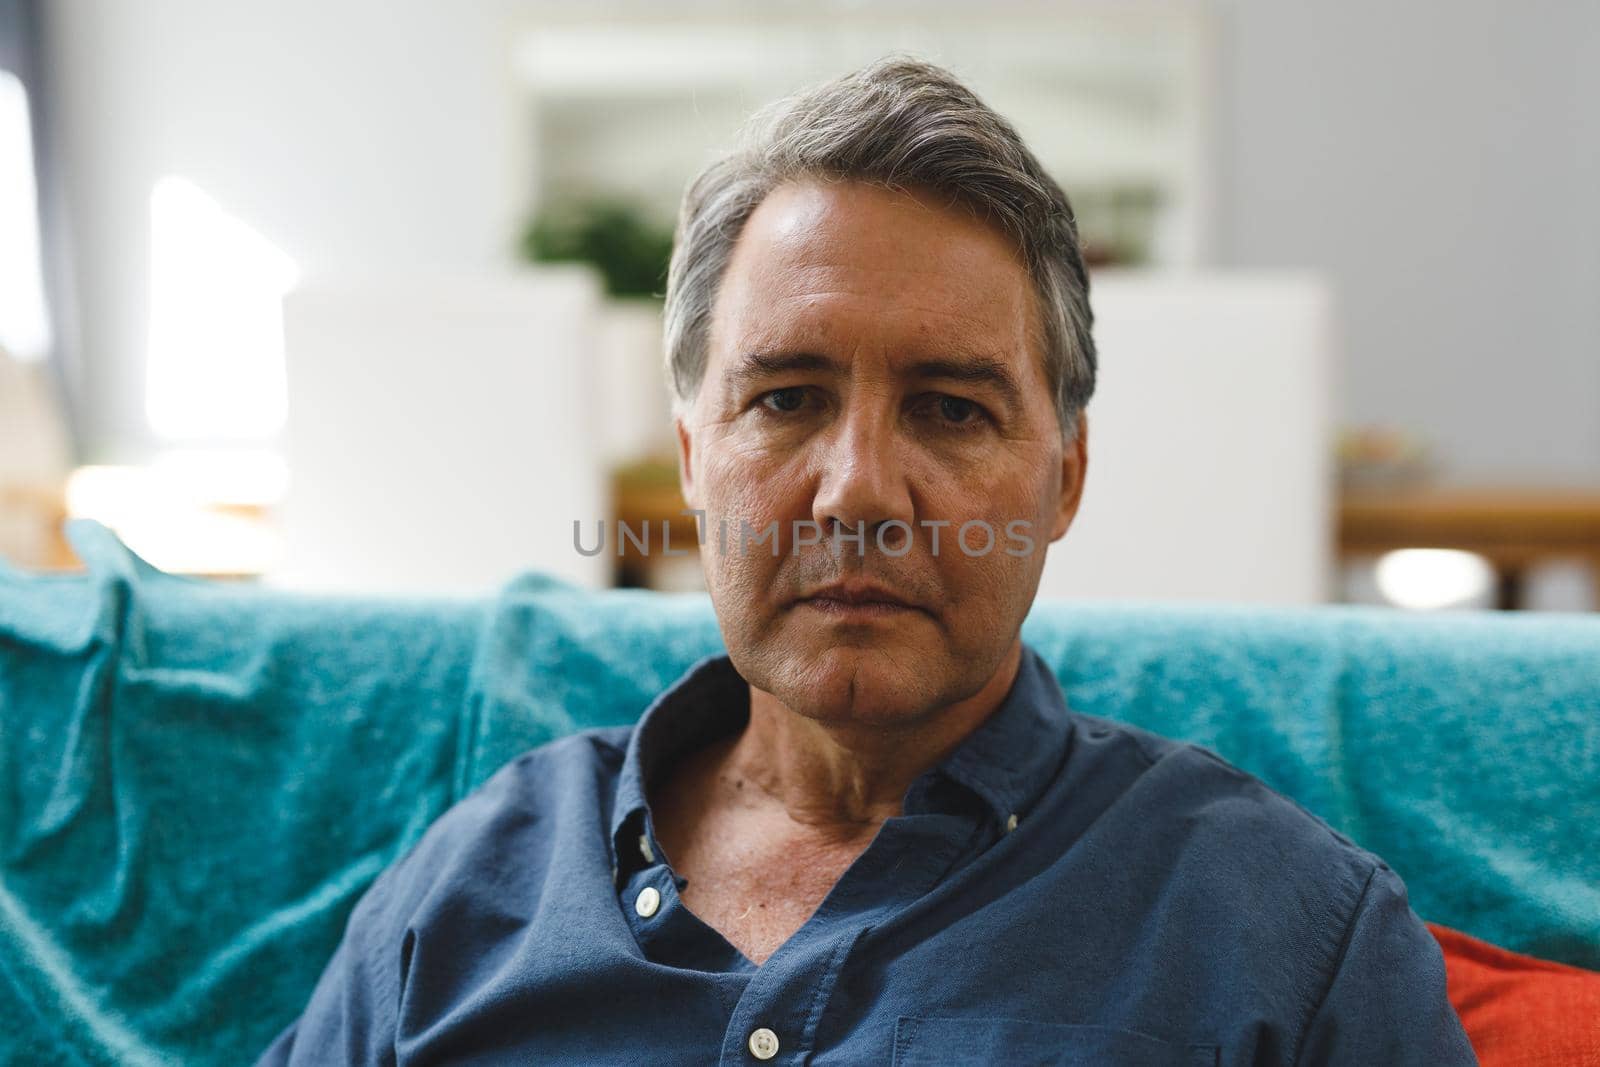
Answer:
[{"left": 609, "top": 643, "right": 1075, "bottom": 882}]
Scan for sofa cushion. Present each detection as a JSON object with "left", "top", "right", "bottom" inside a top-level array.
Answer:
[{"left": 1430, "top": 922, "right": 1600, "bottom": 1065}]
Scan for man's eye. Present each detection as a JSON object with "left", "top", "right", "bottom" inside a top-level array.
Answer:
[
  {"left": 760, "top": 387, "right": 809, "bottom": 413},
  {"left": 930, "top": 395, "right": 986, "bottom": 428}
]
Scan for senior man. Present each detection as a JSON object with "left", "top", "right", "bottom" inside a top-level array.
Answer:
[{"left": 259, "top": 57, "right": 1474, "bottom": 1065}]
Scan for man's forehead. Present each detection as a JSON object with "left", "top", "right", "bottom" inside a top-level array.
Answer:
[
  {"left": 710, "top": 180, "right": 1036, "bottom": 362},
  {"left": 725, "top": 179, "right": 1028, "bottom": 286}
]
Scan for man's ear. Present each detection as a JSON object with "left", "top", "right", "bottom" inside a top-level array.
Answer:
[
  {"left": 1049, "top": 410, "right": 1088, "bottom": 542},
  {"left": 674, "top": 412, "right": 697, "bottom": 510}
]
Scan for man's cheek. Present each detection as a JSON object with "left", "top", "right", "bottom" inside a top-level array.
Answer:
[
  {"left": 710, "top": 460, "right": 800, "bottom": 523},
  {"left": 933, "top": 517, "right": 1038, "bottom": 594}
]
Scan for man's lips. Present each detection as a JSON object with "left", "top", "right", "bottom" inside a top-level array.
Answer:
[
  {"left": 794, "top": 581, "right": 925, "bottom": 617},
  {"left": 802, "top": 598, "right": 915, "bottom": 620}
]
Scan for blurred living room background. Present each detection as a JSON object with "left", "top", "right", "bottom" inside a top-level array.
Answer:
[{"left": 2, "top": 0, "right": 1598, "bottom": 610}]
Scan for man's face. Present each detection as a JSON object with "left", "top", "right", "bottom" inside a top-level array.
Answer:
[{"left": 676, "top": 178, "right": 1087, "bottom": 726}]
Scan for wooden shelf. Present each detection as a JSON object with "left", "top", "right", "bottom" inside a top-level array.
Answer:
[{"left": 1337, "top": 484, "right": 1600, "bottom": 608}]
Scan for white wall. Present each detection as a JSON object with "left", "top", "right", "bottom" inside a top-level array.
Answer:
[
  {"left": 1039, "top": 274, "right": 1335, "bottom": 605},
  {"left": 43, "top": 0, "right": 524, "bottom": 463},
  {"left": 276, "top": 268, "right": 608, "bottom": 595},
  {"left": 1216, "top": 0, "right": 1600, "bottom": 483}
]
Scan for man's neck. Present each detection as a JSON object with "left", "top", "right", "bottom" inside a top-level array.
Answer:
[{"left": 714, "top": 640, "right": 1025, "bottom": 834}]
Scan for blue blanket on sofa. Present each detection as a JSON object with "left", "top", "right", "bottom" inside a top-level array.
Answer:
[{"left": 1, "top": 518, "right": 1596, "bottom": 1066}]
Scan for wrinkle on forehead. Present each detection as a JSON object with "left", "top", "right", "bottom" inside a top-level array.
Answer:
[{"left": 708, "top": 180, "right": 1038, "bottom": 380}]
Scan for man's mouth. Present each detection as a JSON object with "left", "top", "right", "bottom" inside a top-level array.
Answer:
[{"left": 796, "top": 581, "right": 923, "bottom": 619}]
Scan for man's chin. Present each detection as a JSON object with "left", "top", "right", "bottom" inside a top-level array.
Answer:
[{"left": 770, "top": 638, "right": 944, "bottom": 725}]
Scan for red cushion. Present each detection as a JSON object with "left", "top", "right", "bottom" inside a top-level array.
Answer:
[{"left": 1427, "top": 922, "right": 1600, "bottom": 1065}]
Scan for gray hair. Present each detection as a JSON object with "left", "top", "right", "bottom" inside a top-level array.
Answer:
[{"left": 662, "top": 55, "right": 1096, "bottom": 439}]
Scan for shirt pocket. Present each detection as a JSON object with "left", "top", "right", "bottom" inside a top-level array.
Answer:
[{"left": 892, "top": 1015, "right": 1221, "bottom": 1067}]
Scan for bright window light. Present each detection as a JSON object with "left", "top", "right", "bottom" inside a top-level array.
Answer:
[
  {"left": 0, "top": 70, "right": 51, "bottom": 362},
  {"left": 1375, "top": 548, "right": 1495, "bottom": 610},
  {"left": 148, "top": 447, "right": 289, "bottom": 507},
  {"left": 64, "top": 460, "right": 285, "bottom": 575},
  {"left": 146, "top": 176, "right": 299, "bottom": 440}
]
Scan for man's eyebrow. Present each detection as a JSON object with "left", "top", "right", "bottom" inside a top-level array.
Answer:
[
  {"left": 725, "top": 349, "right": 1025, "bottom": 407},
  {"left": 726, "top": 351, "right": 840, "bottom": 386},
  {"left": 907, "top": 355, "right": 1025, "bottom": 406}
]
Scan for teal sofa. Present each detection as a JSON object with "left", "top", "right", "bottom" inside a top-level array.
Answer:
[{"left": 1, "top": 518, "right": 1596, "bottom": 1066}]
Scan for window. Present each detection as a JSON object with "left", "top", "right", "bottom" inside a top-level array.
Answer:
[
  {"left": 145, "top": 175, "right": 299, "bottom": 440},
  {"left": 0, "top": 68, "right": 50, "bottom": 362}
]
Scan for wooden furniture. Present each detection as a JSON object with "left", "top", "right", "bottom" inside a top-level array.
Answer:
[
  {"left": 1337, "top": 485, "right": 1600, "bottom": 610},
  {"left": 0, "top": 482, "right": 77, "bottom": 572},
  {"left": 1, "top": 481, "right": 272, "bottom": 582},
  {"left": 612, "top": 460, "right": 698, "bottom": 588}
]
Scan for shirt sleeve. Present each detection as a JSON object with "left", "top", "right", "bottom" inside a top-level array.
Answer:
[
  {"left": 1295, "top": 862, "right": 1478, "bottom": 1065},
  {"left": 252, "top": 860, "right": 407, "bottom": 1067}
]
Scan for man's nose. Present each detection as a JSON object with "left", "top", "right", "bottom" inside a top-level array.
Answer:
[{"left": 810, "top": 407, "right": 915, "bottom": 545}]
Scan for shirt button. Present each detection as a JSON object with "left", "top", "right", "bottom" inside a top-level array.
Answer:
[
  {"left": 638, "top": 832, "right": 656, "bottom": 863},
  {"left": 1006, "top": 813, "right": 1019, "bottom": 833},
  {"left": 635, "top": 886, "right": 661, "bottom": 918},
  {"left": 747, "top": 1027, "right": 780, "bottom": 1060}
]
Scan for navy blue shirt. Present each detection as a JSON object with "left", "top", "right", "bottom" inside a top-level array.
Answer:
[{"left": 257, "top": 646, "right": 1475, "bottom": 1065}]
